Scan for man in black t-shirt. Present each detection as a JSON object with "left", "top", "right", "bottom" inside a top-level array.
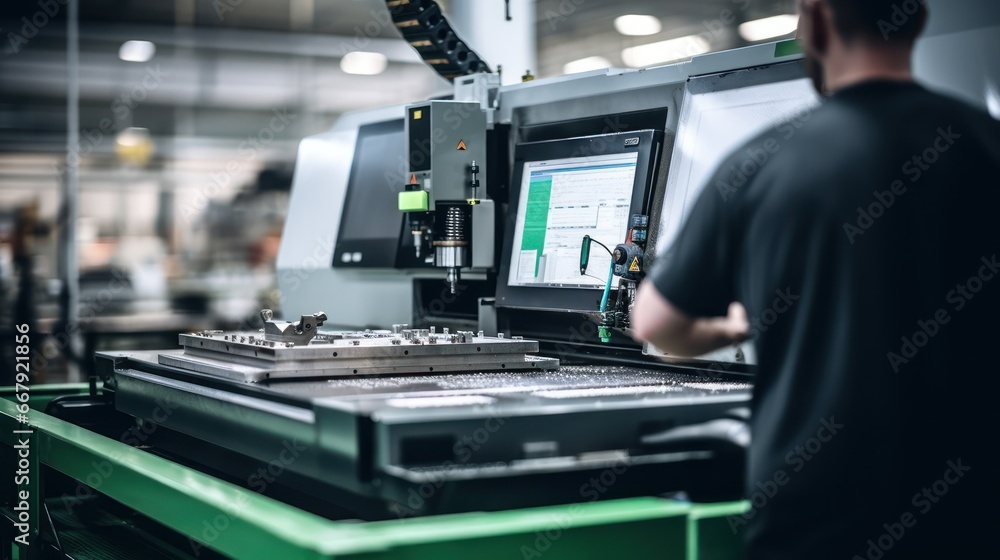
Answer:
[{"left": 632, "top": 1, "right": 1000, "bottom": 558}]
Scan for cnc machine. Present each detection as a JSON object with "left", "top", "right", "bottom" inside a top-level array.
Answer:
[
  {"left": 7, "top": 14, "right": 828, "bottom": 559},
  {"left": 5, "top": 2, "right": 996, "bottom": 555},
  {"left": 82, "top": 45, "right": 823, "bottom": 522}
]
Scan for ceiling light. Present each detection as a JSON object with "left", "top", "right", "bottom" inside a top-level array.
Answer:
[
  {"left": 340, "top": 51, "right": 388, "bottom": 75},
  {"left": 614, "top": 15, "right": 662, "bottom": 36},
  {"left": 115, "top": 127, "right": 154, "bottom": 165},
  {"left": 621, "top": 35, "right": 710, "bottom": 68},
  {"left": 738, "top": 14, "right": 799, "bottom": 42},
  {"left": 118, "top": 40, "right": 155, "bottom": 62},
  {"left": 563, "top": 56, "right": 612, "bottom": 75}
]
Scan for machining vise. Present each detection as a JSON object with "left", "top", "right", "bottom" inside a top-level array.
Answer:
[
  {"left": 398, "top": 100, "right": 495, "bottom": 294},
  {"left": 260, "top": 309, "right": 328, "bottom": 345}
]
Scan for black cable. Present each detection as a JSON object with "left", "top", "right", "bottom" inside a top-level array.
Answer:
[
  {"left": 385, "top": 0, "right": 492, "bottom": 81},
  {"left": 588, "top": 238, "right": 614, "bottom": 257}
]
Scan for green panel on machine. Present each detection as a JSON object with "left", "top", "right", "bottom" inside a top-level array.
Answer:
[
  {"left": 774, "top": 39, "right": 802, "bottom": 58},
  {"left": 398, "top": 190, "right": 429, "bottom": 212}
]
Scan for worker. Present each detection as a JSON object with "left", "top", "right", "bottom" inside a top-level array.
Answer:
[{"left": 631, "top": 0, "right": 1000, "bottom": 558}]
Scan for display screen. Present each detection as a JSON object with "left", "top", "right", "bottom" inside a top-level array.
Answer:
[
  {"left": 340, "top": 120, "right": 405, "bottom": 242},
  {"left": 333, "top": 119, "right": 408, "bottom": 268},
  {"left": 507, "top": 152, "right": 638, "bottom": 289}
]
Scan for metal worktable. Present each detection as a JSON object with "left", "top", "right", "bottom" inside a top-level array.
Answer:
[
  {"left": 96, "top": 348, "right": 751, "bottom": 520},
  {"left": 1, "top": 384, "right": 748, "bottom": 559}
]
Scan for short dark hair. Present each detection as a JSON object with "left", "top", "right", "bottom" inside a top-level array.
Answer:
[{"left": 824, "top": 0, "right": 926, "bottom": 43}]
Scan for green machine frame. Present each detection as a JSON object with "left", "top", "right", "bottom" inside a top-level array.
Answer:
[{"left": 2, "top": 385, "right": 747, "bottom": 559}]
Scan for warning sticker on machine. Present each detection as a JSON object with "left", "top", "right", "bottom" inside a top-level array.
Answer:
[{"left": 629, "top": 257, "right": 641, "bottom": 273}]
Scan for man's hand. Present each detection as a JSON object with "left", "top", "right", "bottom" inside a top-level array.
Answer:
[
  {"left": 630, "top": 281, "right": 749, "bottom": 358},
  {"left": 721, "top": 301, "right": 751, "bottom": 343}
]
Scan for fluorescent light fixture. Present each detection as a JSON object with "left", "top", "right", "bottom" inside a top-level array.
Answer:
[
  {"left": 614, "top": 14, "right": 662, "bottom": 36},
  {"left": 563, "top": 56, "right": 612, "bottom": 75},
  {"left": 340, "top": 51, "right": 388, "bottom": 75},
  {"left": 621, "top": 35, "right": 710, "bottom": 68},
  {"left": 118, "top": 40, "right": 155, "bottom": 62},
  {"left": 738, "top": 14, "right": 799, "bottom": 42}
]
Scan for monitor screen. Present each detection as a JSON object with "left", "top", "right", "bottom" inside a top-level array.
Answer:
[
  {"left": 334, "top": 119, "right": 406, "bottom": 268},
  {"left": 508, "top": 152, "right": 638, "bottom": 289},
  {"left": 497, "top": 129, "right": 661, "bottom": 311}
]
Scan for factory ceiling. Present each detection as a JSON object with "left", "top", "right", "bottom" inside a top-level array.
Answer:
[{"left": 0, "top": 0, "right": 796, "bottom": 157}]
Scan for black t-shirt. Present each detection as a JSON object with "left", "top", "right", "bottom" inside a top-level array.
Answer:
[{"left": 651, "top": 80, "right": 1000, "bottom": 559}]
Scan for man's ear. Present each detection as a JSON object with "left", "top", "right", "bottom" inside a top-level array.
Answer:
[{"left": 800, "top": 0, "right": 830, "bottom": 56}]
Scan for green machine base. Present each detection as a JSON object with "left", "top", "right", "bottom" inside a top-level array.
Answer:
[{"left": 2, "top": 385, "right": 747, "bottom": 560}]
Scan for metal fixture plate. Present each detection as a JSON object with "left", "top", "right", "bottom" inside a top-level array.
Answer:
[{"left": 164, "top": 328, "right": 558, "bottom": 382}]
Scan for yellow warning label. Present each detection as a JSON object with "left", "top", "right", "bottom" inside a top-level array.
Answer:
[
  {"left": 456, "top": 140, "right": 467, "bottom": 151},
  {"left": 629, "top": 257, "right": 641, "bottom": 273},
  {"left": 413, "top": 109, "right": 422, "bottom": 120}
]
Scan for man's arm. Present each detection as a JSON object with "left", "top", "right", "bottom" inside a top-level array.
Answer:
[{"left": 630, "top": 281, "right": 749, "bottom": 358}]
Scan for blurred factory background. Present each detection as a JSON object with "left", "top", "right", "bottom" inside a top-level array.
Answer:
[{"left": 2, "top": 0, "right": 992, "bottom": 384}]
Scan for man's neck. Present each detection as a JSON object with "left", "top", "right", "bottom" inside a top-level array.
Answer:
[{"left": 823, "top": 44, "right": 915, "bottom": 93}]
